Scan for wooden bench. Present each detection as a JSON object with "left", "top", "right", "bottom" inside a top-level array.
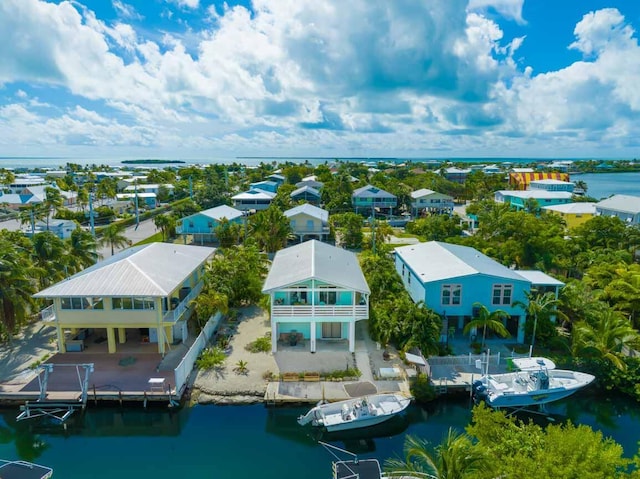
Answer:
[
  {"left": 303, "top": 372, "right": 320, "bottom": 382},
  {"left": 282, "top": 372, "right": 300, "bottom": 382}
]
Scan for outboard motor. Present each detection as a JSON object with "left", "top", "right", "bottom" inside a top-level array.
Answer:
[{"left": 472, "top": 380, "right": 488, "bottom": 404}]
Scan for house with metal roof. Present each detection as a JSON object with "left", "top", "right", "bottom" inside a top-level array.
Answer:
[
  {"left": 249, "top": 180, "right": 279, "bottom": 193},
  {"left": 494, "top": 190, "right": 573, "bottom": 211},
  {"left": 352, "top": 184, "right": 397, "bottom": 215},
  {"left": 284, "top": 204, "right": 329, "bottom": 242},
  {"left": 410, "top": 188, "right": 454, "bottom": 216},
  {"left": 177, "top": 205, "right": 244, "bottom": 244},
  {"left": 290, "top": 185, "right": 322, "bottom": 205},
  {"left": 529, "top": 179, "right": 575, "bottom": 192},
  {"left": 394, "top": 241, "right": 564, "bottom": 343},
  {"left": 262, "top": 240, "right": 370, "bottom": 353},
  {"left": 22, "top": 218, "right": 79, "bottom": 239},
  {"left": 542, "top": 202, "right": 597, "bottom": 229},
  {"left": 232, "top": 189, "right": 276, "bottom": 211},
  {"left": 595, "top": 194, "right": 640, "bottom": 225},
  {"left": 296, "top": 179, "right": 324, "bottom": 190},
  {"left": 34, "top": 243, "right": 215, "bottom": 355}
]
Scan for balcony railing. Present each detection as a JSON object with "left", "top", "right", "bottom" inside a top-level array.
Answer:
[
  {"left": 40, "top": 304, "right": 56, "bottom": 322},
  {"left": 271, "top": 304, "right": 368, "bottom": 319},
  {"left": 163, "top": 281, "right": 204, "bottom": 324}
]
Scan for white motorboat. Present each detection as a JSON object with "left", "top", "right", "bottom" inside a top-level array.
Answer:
[
  {"left": 298, "top": 393, "right": 411, "bottom": 432},
  {"left": 472, "top": 357, "right": 595, "bottom": 408},
  {"left": 0, "top": 459, "right": 53, "bottom": 479}
]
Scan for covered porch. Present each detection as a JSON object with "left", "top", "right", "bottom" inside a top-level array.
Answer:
[{"left": 271, "top": 319, "right": 359, "bottom": 353}]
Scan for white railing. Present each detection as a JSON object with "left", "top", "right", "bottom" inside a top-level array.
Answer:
[
  {"left": 163, "top": 282, "right": 204, "bottom": 324},
  {"left": 40, "top": 304, "right": 56, "bottom": 322},
  {"left": 174, "top": 311, "right": 222, "bottom": 396},
  {"left": 271, "top": 304, "right": 368, "bottom": 319}
]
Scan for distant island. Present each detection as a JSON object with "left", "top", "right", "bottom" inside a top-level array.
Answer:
[{"left": 121, "top": 159, "right": 185, "bottom": 165}]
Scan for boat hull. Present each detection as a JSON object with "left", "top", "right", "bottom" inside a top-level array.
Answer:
[
  {"left": 325, "top": 413, "right": 395, "bottom": 432},
  {"left": 473, "top": 369, "right": 595, "bottom": 408}
]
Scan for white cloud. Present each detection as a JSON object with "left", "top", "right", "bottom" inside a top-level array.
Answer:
[
  {"left": 166, "top": 0, "right": 200, "bottom": 9},
  {"left": 468, "top": 0, "right": 525, "bottom": 24},
  {"left": 112, "top": 0, "right": 143, "bottom": 20}
]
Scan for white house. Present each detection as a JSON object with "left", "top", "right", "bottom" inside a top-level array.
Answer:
[
  {"left": 410, "top": 188, "right": 454, "bottom": 216},
  {"left": 284, "top": 204, "right": 329, "bottom": 242},
  {"left": 232, "top": 189, "right": 276, "bottom": 211},
  {"left": 262, "top": 240, "right": 370, "bottom": 353},
  {"left": 595, "top": 194, "right": 640, "bottom": 225}
]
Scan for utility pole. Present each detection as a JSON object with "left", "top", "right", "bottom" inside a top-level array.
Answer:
[
  {"left": 189, "top": 176, "right": 193, "bottom": 200},
  {"left": 134, "top": 181, "right": 139, "bottom": 230},
  {"left": 371, "top": 205, "right": 376, "bottom": 255},
  {"left": 88, "top": 189, "right": 95, "bottom": 237}
]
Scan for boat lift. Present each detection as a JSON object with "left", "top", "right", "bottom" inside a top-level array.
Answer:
[{"left": 16, "top": 363, "right": 94, "bottom": 424}]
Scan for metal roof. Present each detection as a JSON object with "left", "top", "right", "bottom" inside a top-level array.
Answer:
[
  {"left": 284, "top": 203, "right": 328, "bottom": 222},
  {"left": 34, "top": 243, "right": 215, "bottom": 298},
  {"left": 193, "top": 205, "right": 243, "bottom": 222},
  {"left": 514, "top": 270, "right": 565, "bottom": 287},
  {"left": 232, "top": 189, "right": 276, "bottom": 200},
  {"left": 262, "top": 240, "right": 370, "bottom": 293},
  {"left": 496, "top": 190, "right": 573, "bottom": 200},
  {"left": 596, "top": 194, "right": 640, "bottom": 214},
  {"left": 290, "top": 185, "right": 321, "bottom": 198},
  {"left": 394, "top": 241, "right": 528, "bottom": 283},
  {"left": 411, "top": 188, "right": 452, "bottom": 199},
  {"left": 542, "top": 202, "right": 597, "bottom": 214},
  {"left": 352, "top": 184, "right": 396, "bottom": 199}
]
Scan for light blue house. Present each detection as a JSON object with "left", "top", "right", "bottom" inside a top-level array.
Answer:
[
  {"left": 352, "top": 184, "right": 397, "bottom": 215},
  {"left": 250, "top": 180, "right": 279, "bottom": 193},
  {"left": 595, "top": 194, "right": 640, "bottom": 225},
  {"left": 262, "top": 240, "right": 370, "bottom": 353},
  {"left": 177, "top": 205, "right": 244, "bottom": 244},
  {"left": 394, "top": 241, "right": 563, "bottom": 343},
  {"left": 494, "top": 190, "right": 573, "bottom": 211}
]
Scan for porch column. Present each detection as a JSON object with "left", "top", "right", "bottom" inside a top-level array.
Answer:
[
  {"left": 107, "top": 327, "right": 117, "bottom": 353},
  {"left": 165, "top": 325, "right": 173, "bottom": 345},
  {"left": 271, "top": 320, "right": 278, "bottom": 353},
  {"left": 310, "top": 321, "right": 316, "bottom": 353},
  {"left": 348, "top": 321, "right": 355, "bottom": 353},
  {"left": 56, "top": 324, "right": 66, "bottom": 353},
  {"left": 517, "top": 315, "right": 526, "bottom": 343},
  {"left": 118, "top": 327, "right": 126, "bottom": 344}
]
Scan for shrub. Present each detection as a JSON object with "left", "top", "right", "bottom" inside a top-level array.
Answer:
[
  {"left": 196, "top": 347, "right": 226, "bottom": 370},
  {"left": 324, "top": 368, "right": 361, "bottom": 380},
  {"left": 411, "top": 373, "right": 437, "bottom": 403},
  {"left": 245, "top": 335, "right": 271, "bottom": 353},
  {"left": 470, "top": 341, "right": 483, "bottom": 354},
  {"left": 234, "top": 360, "right": 248, "bottom": 375}
]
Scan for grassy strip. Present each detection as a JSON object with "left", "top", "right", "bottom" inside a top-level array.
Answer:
[{"left": 132, "top": 231, "right": 163, "bottom": 246}]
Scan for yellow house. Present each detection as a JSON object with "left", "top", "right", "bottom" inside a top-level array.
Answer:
[
  {"left": 542, "top": 202, "right": 597, "bottom": 229},
  {"left": 34, "top": 243, "right": 215, "bottom": 355},
  {"left": 284, "top": 203, "right": 330, "bottom": 243}
]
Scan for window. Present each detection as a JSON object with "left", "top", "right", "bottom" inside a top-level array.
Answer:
[
  {"left": 112, "top": 297, "right": 155, "bottom": 310},
  {"left": 319, "top": 288, "right": 337, "bottom": 305},
  {"left": 60, "top": 297, "right": 104, "bottom": 310},
  {"left": 492, "top": 284, "right": 513, "bottom": 305},
  {"left": 402, "top": 263, "right": 405, "bottom": 277},
  {"left": 442, "top": 285, "right": 461, "bottom": 305},
  {"left": 407, "top": 273, "right": 411, "bottom": 285}
]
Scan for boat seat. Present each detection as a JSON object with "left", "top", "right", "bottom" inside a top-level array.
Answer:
[{"left": 489, "top": 379, "right": 509, "bottom": 391}]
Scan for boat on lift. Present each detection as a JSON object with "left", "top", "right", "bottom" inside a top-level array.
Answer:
[{"left": 472, "top": 357, "right": 595, "bottom": 409}]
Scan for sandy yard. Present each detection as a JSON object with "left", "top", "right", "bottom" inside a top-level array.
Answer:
[{"left": 192, "top": 305, "right": 278, "bottom": 405}]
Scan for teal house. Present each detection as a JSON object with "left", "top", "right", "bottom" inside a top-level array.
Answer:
[
  {"left": 177, "top": 205, "right": 243, "bottom": 243},
  {"left": 262, "top": 240, "right": 370, "bottom": 353},
  {"left": 250, "top": 180, "right": 279, "bottom": 193},
  {"left": 494, "top": 190, "right": 573, "bottom": 211},
  {"left": 352, "top": 184, "right": 397, "bottom": 215},
  {"left": 395, "top": 241, "right": 563, "bottom": 343}
]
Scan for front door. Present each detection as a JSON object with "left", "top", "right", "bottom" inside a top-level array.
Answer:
[{"left": 322, "top": 322, "right": 342, "bottom": 339}]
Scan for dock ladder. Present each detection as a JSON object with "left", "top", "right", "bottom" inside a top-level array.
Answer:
[
  {"left": 16, "top": 363, "right": 94, "bottom": 424},
  {"left": 436, "top": 378, "right": 448, "bottom": 395}
]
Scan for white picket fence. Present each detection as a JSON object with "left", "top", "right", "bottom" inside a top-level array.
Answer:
[{"left": 173, "top": 312, "right": 222, "bottom": 396}]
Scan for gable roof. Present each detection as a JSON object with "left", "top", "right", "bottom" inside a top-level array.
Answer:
[
  {"left": 352, "top": 184, "right": 396, "bottom": 199},
  {"left": 496, "top": 190, "right": 573, "bottom": 200},
  {"left": 232, "top": 189, "right": 276, "bottom": 200},
  {"left": 411, "top": 188, "right": 452, "bottom": 199},
  {"left": 262, "top": 240, "right": 369, "bottom": 293},
  {"left": 284, "top": 203, "right": 328, "bottom": 222},
  {"left": 514, "top": 270, "right": 564, "bottom": 287},
  {"left": 34, "top": 243, "right": 215, "bottom": 298},
  {"left": 192, "top": 205, "right": 243, "bottom": 222},
  {"left": 596, "top": 194, "right": 640, "bottom": 214},
  {"left": 542, "top": 203, "right": 597, "bottom": 214},
  {"left": 394, "top": 241, "right": 527, "bottom": 283},
  {"left": 290, "top": 185, "right": 321, "bottom": 198}
]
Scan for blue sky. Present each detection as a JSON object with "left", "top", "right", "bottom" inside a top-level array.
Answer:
[{"left": 1, "top": 0, "right": 639, "bottom": 159}]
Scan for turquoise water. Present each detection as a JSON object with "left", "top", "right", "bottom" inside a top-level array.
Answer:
[
  {"left": 0, "top": 394, "right": 638, "bottom": 478},
  {"left": 577, "top": 172, "right": 640, "bottom": 200}
]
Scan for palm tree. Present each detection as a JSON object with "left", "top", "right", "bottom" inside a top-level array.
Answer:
[
  {"left": 384, "top": 429, "right": 489, "bottom": 479},
  {"left": 462, "top": 302, "right": 509, "bottom": 349},
  {"left": 31, "top": 232, "right": 69, "bottom": 288},
  {"left": 249, "top": 206, "right": 291, "bottom": 253},
  {"left": 99, "top": 223, "right": 131, "bottom": 256},
  {"left": 153, "top": 213, "right": 176, "bottom": 241},
  {"left": 513, "top": 290, "right": 567, "bottom": 352},
  {"left": 66, "top": 228, "right": 99, "bottom": 273},
  {"left": 43, "top": 187, "right": 64, "bottom": 229},
  {"left": 572, "top": 307, "right": 637, "bottom": 370},
  {"left": 191, "top": 289, "right": 228, "bottom": 328}
]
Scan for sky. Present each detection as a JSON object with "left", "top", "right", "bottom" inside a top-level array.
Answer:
[{"left": 1, "top": 0, "right": 640, "bottom": 160}]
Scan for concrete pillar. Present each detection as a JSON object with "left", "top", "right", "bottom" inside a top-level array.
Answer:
[
  {"left": 158, "top": 327, "right": 165, "bottom": 356},
  {"left": 107, "top": 327, "right": 116, "bottom": 353},
  {"left": 348, "top": 321, "right": 355, "bottom": 353},
  {"left": 165, "top": 325, "right": 173, "bottom": 345},
  {"left": 310, "top": 321, "right": 316, "bottom": 353},
  {"left": 118, "top": 327, "right": 126, "bottom": 344},
  {"left": 56, "top": 325, "right": 66, "bottom": 353},
  {"left": 517, "top": 315, "right": 526, "bottom": 343},
  {"left": 271, "top": 320, "right": 278, "bottom": 353}
]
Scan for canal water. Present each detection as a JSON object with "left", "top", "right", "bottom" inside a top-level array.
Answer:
[
  {"left": 1, "top": 393, "right": 638, "bottom": 478},
  {"left": 577, "top": 172, "right": 640, "bottom": 200}
]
